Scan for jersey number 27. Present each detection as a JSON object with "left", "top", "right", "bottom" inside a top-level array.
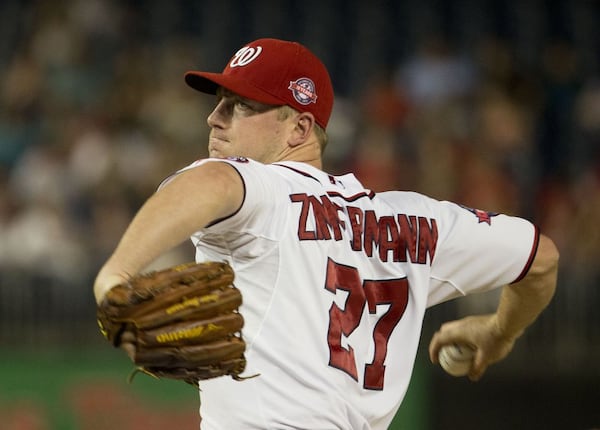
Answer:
[{"left": 325, "top": 258, "right": 409, "bottom": 390}]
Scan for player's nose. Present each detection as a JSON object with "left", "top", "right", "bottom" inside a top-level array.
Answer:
[{"left": 207, "top": 98, "right": 231, "bottom": 129}]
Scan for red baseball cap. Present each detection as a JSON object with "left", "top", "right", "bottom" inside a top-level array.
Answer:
[{"left": 184, "top": 38, "right": 334, "bottom": 129}]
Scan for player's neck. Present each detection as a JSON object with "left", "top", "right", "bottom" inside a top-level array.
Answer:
[
  {"left": 277, "top": 152, "right": 322, "bottom": 169},
  {"left": 276, "top": 140, "right": 323, "bottom": 169}
]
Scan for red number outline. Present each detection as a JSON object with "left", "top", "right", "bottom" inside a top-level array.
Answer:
[{"left": 325, "top": 258, "right": 409, "bottom": 390}]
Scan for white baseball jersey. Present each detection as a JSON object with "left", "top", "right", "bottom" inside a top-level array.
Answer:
[{"left": 165, "top": 158, "right": 538, "bottom": 430}]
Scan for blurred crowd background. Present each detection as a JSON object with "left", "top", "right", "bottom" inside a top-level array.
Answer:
[{"left": 0, "top": 0, "right": 598, "bottom": 428}]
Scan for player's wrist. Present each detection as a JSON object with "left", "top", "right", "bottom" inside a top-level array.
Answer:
[
  {"left": 94, "top": 273, "right": 130, "bottom": 304},
  {"left": 490, "top": 313, "right": 523, "bottom": 343}
]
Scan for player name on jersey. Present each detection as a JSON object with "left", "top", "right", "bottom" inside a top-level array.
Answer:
[{"left": 290, "top": 193, "right": 438, "bottom": 264}]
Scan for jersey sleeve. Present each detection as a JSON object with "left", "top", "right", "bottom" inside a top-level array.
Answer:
[
  {"left": 172, "top": 158, "right": 286, "bottom": 237},
  {"left": 159, "top": 157, "right": 276, "bottom": 226},
  {"left": 427, "top": 201, "right": 539, "bottom": 307},
  {"left": 207, "top": 158, "right": 282, "bottom": 233}
]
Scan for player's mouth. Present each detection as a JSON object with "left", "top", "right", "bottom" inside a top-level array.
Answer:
[
  {"left": 208, "top": 135, "right": 229, "bottom": 147},
  {"left": 208, "top": 135, "right": 231, "bottom": 157}
]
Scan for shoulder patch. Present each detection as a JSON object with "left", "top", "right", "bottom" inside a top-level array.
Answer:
[{"left": 459, "top": 205, "right": 499, "bottom": 225}]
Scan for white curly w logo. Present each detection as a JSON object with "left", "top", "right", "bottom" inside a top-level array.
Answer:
[{"left": 230, "top": 46, "right": 263, "bottom": 67}]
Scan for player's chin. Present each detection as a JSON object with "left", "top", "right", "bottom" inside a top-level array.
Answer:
[
  {"left": 208, "top": 147, "right": 228, "bottom": 159},
  {"left": 208, "top": 142, "right": 232, "bottom": 159}
]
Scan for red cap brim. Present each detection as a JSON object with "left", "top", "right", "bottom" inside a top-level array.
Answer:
[{"left": 184, "top": 71, "right": 286, "bottom": 106}]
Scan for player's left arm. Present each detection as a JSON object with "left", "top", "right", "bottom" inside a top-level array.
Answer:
[
  {"left": 93, "top": 161, "right": 244, "bottom": 304},
  {"left": 429, "top": 233, "right": 559, "bottom": 380}
]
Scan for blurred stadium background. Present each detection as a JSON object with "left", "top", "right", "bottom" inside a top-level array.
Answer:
[{"left": 0, "top": 0, "right": 599, "bottom": 429}]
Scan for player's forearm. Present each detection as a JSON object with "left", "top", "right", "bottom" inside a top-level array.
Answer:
[
  {"left": 94, "top": 162, "right": 244, "bottom": 303},
  {"left": 93, "top": 191, "right": 206, "bottom": 303},
  {"left": 493, "top": 234, "right": 559, "bottom": 341},
  {"left": 93, "top": 219, "right": 192, "bottom": 303}
]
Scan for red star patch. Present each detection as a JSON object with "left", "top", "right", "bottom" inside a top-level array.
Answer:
[{"left": 460, "top": 205, "right": 498, "bottom": 225}]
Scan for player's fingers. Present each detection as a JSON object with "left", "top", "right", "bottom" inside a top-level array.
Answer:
[
  {"left": 468, "top": 350, "right": 487, "bottom": 381},
  {"left": 121, "top": 341, "right": 136, "bottom": 361},
  {"left": 428, "top": 323, "right": 469, "bottom": 363},
  {"left": 468, "top": 365, "right": 486, "bottom": 381},
  {"left": 428, "top": 331, "right": 443, "bottom": 363},
  {"left": 121, "top": 330, "right": 136, "bottom": 343},
  {"left": 429, "top": 327, "right": 460, "bottom": 362}
]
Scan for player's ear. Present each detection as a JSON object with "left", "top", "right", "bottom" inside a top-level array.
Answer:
[{"left": 288, "top": 112, "right": 315, "bottom": 147}]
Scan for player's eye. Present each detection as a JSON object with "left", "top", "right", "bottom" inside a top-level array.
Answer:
[
  {"left": 237, "top": 98, "right": 278, "bottom": 115},
  {"left": 235, "top": 100, "right": 252, "bottom": 110}
]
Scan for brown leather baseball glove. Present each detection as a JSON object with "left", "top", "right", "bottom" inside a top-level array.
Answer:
[{"left": 96, "top": 261, "right": 246, "bottom": 385}]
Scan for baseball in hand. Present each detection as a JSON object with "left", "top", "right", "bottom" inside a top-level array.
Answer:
[{"left": 438, "top": 343, "right": 475, "bottom": 376}]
